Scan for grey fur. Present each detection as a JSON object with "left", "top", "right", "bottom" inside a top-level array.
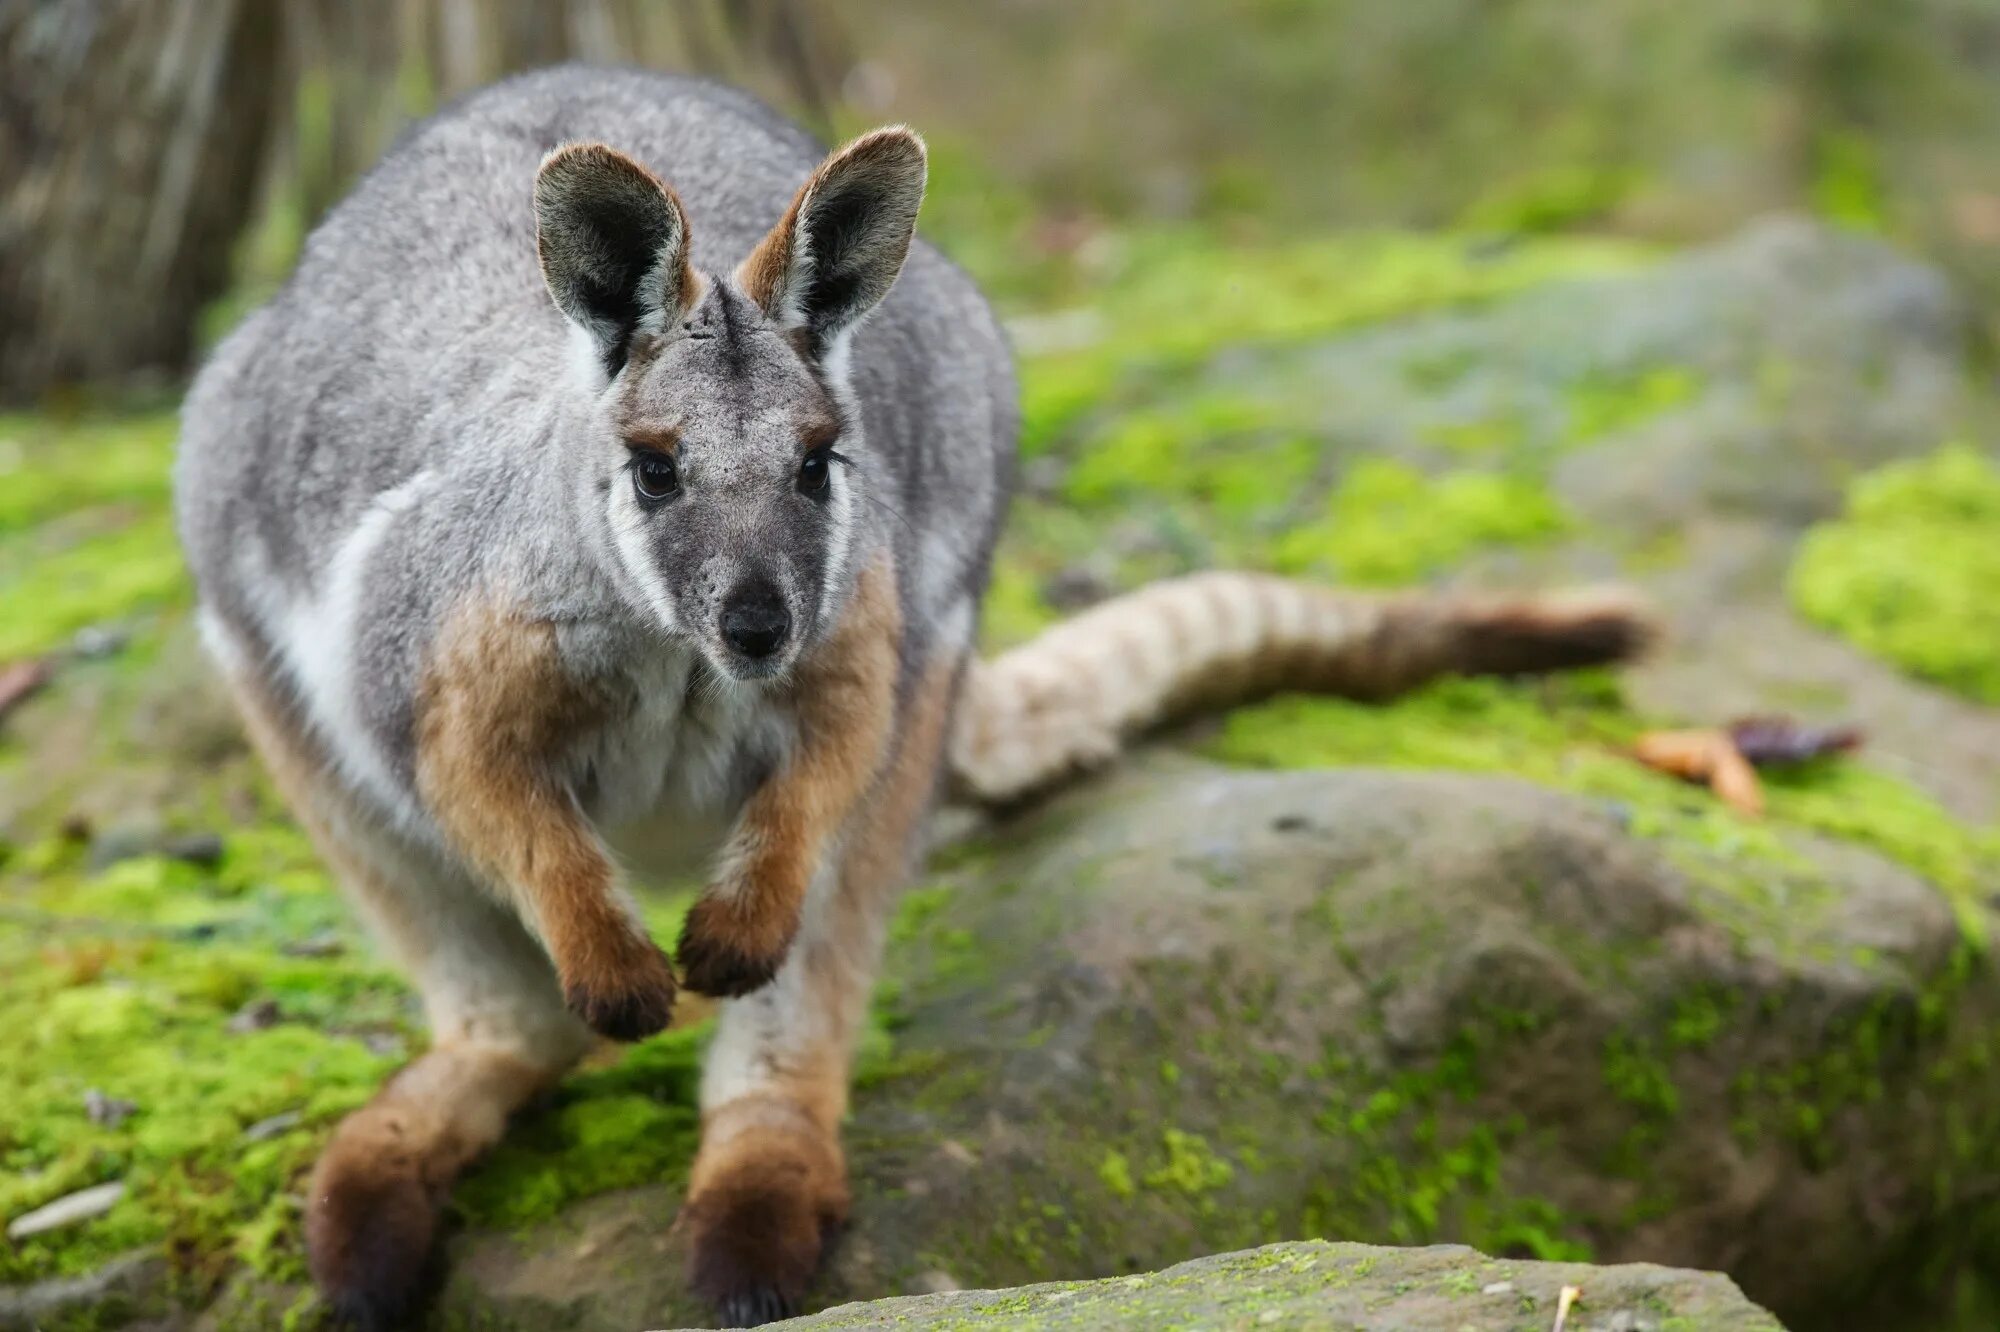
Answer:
[{"left": 176, "top": 64, "right": 1015, "bottom": 826}]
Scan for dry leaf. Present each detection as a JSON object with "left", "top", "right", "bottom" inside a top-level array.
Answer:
[
  {"left": 1728, "top": 715, "right": 1863, "bottom": 767},
  {"left": 1632, "top": 729, "right": 1717, "bottom": 783},
  {"left": 1632, "top": 728, "right": 1765, "bottom": 817},
  {"left": 1708, "top": 742, "right": 1766, "bottom": 817}
]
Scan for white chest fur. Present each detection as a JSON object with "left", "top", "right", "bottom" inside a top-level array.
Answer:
[{"left": 575, "top": 638, "right": 793, "bottom": 885}]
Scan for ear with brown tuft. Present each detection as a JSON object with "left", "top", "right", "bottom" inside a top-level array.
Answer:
[
  {"left": 738, "top": 126, "right": 927, "bottom": 355},
  {"left": 534, "top": 142, "right": 696, "bottom": 377}
]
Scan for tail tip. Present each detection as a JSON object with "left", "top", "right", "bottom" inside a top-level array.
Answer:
[{"left": 1463, "top": 587, "right": 1662, "bottom": 675}]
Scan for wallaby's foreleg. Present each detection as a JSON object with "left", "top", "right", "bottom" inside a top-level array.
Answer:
[
  {"left": 417, "top": 601, "right": 680, "bottom": 1040},
  {"left": 680, "top": 645, "right": 962, "bottom": 1325},
  {"left": 677, "top": 558, "right": 901, "bottom": 997}
]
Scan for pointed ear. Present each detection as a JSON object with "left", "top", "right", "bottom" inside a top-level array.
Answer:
[
  {"left": 738, "top": 126, "right": 927, "bottom": 354},
  {"left": 535, "top": 142, "right": 696, "bottom": 376}
]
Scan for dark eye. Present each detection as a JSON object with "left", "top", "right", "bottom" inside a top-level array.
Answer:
[
  {"left": 633, "top": 452, "right": 679, "bottom": 503},
  {"left": 797, "top": 447, "right": 832, "bottom": 498}
]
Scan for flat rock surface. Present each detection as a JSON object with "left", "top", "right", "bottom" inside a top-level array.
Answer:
[{"left": 655, "top": 1241, "right": 1783, "bottom": 1331}]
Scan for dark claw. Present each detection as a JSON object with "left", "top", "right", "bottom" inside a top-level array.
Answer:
[
  {"left": 677, "top": 918, "right": 784, "bottom": 998},
  {"left": 561, "top": 941, "right": 678, "bottom": 1041},
  {"left": 719, "top": 1286, "right": 799, "bottom": 1327}
]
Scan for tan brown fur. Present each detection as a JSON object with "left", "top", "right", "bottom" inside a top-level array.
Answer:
[
  {"left": 683, "top": 648, "right": 962, "bottom": 1324},
  {"left": 736, "top": 127, "right": 926, "bottom": 329},
  {"left": 678, "top": 555, "right": 903, "bottom": 997},
  {"left": 737, "top": 183, "right": 805, "bottom": 314},
  {"left": 415, "top": 600, "right": 678, "bottom": 1040},
  {"left": 305, "top": 1044, "right": 553, "bottom": 1328}
]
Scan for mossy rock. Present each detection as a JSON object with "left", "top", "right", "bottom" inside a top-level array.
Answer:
[
  {"left": 799, "top": 759, "right": 1997, "bottom": 1332},
  {"left": 203, "top": 755, "right": 1979, "bottom": 1332},
  {"left": 657, "top": 1240, "right": 1783, "bottom": 1331}
]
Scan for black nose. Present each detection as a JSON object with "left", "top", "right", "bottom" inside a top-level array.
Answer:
[{"left": 720, "top": 588, "right": 791, "bottom": 660}]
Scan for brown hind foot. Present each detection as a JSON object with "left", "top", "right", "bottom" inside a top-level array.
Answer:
[
  {"left": 305, "top": 1045, "right": 549, "bottom": 1328},
  {"left": 682, "top": 1100, "right": 849, "bottom": 1326}
]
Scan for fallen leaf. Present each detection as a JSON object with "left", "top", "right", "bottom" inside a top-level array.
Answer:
[
  {"left": 1709, "top": 742, "right": 1766, "bottom": 817},
  {"left": 1632, "top": 728, "right": 1765, "bottom": 816},
  {"left": 1728, "top": 715, "right": 1863, "bottom": 766},
  {"left": 1632, "top": 729, "right": 1719, "bottom": 784}
]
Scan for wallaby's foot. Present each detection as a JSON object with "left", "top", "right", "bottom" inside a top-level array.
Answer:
[
  {"left": 306, "top": 1124, "right": 443, "bottom": 1329},
  {"left": 560, "top": 932, "right": 679, "bottom": 1041},
  {"left": 676, "top": 894, "right": 798, "bottom": 998},
  {"left": 307, "top": 1045, "right": 549, "bottom": 1328},
  {"left": 682, "top": 1099, "right": 848, "bottom": 1326}
]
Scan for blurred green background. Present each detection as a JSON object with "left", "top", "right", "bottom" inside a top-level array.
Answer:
[{"left": 12, "top": 0, "right": 2000, "bottom": 398}]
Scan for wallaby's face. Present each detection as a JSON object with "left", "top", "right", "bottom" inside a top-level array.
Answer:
[
  {"left": 600, "top": 285, "right": 851, "bottom": 679},
  {"left": 535, "top": 129, "right": 925, "bottom": 681}
]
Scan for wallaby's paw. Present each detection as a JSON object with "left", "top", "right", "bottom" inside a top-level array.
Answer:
[
  {"left": 562, "top": 933, "right": 678, "bottom": 1041},
  {"left": 682, "top": 1132, "right": 847, "bottom": 1326},
  {"left": 676, "top": 894, "right": 796, "bottom": 998},
  {"left": 306, "top": 1113, "right": 444, "bottom": 1329}
]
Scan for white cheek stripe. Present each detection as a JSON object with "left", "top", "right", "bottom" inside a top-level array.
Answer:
[
  {"left": 814, "top": 337, "right": 867, "bottom": 634},
  {"left": 608, "top": 479, "right": 680, "bottom": 632}
]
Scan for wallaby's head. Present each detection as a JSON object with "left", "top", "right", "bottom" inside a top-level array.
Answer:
[{"left": 534, "top": 127, "right": 926, "bottom": 681}]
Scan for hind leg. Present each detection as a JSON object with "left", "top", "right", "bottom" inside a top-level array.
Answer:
[
  {"left": 302, "top": 851, "right": 590, "bottom": 1328},
  {"left": 681, "top": 650, "right": 962, "bottom": 1326},
  {"left": 224, "top": 654, "right": 591, "bottom": 1327}
]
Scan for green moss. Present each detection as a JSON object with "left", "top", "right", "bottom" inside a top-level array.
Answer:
[
  {"left": 1096, "top": 1150, "right": 1136, "bottom": 1198},
  {"left": 1812, "top": 130, "right": 1889, "bottom": 233},
  {"left": 1143, "top": 1129, "right": 1235, "bottom": 1195},
  {"left": 1016, "top": 229, "right": 1652, "bottom": 454},
  {"left": 1668, "top": 990, "right": 1735, "bottom": 1051},
  {"left": 1209, "top": 674, "right": 2000, "bottom": 941},
  {"left": 1789, "top": 443, "right": 2000, "bottom": 704},
  {"left": 0, "top": 410, "right": 187, "bottom": 660},
  {"left": 1460, "top": 164, "right": 1639, "bottom": 235},
  {"left": 0, "top": 512, "right": 188, "bottom": 660},
  {"left": 1272, "top": 459, "right": 1568, "bottom": 585},
  {"left": 453, "top": 1037, "right": 704, "bottom": 1229},
  {"left": 0, "top": 411, "right": 180, "bottom": 535},
  {"left": 0, "top": 764, "right": 707, "bottom": 1290},
  {"left": 1564, "top": 366, "right": 1700, "bottom": 443},
  {"left": 1604, "top": 1037, "right": 1682, "bottom": 1120},
  {"left": 0, "top": 843, "right": 407, "bottom": 1287}
]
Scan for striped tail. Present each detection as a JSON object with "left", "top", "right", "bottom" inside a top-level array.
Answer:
[{"left": 948, "top": 571, "right": 1655, "bottom": 804}]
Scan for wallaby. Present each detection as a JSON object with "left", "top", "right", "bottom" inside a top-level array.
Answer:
[{"left": 175, "top": 64, "right": 1651, "bottom": 1329}]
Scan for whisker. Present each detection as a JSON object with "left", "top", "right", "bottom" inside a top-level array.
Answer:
[{"left": 862, "top": 491, "right": 919, "bottom": 539}]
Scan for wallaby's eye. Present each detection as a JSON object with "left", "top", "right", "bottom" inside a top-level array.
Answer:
[
  {"left": 797, "top": 447, "right": 832, "bottom": 499},
  {"left": 633, "top": 452, "right": 680, "bottom": 503}
]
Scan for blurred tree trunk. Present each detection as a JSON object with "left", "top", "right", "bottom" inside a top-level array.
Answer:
[
  {"left": 0, "top": 0, "right": 846, "bottom": 405},
  {"left": 0, "top": 0, "right": 283, "bottom": 403}
]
